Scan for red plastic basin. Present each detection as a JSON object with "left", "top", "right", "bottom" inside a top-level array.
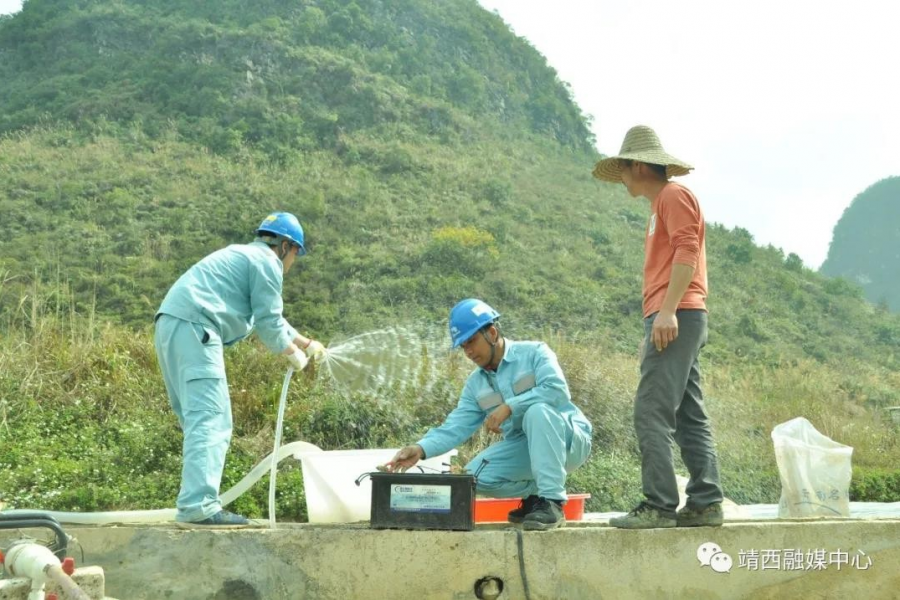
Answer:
[{"left": 474, "top": 493, "right": 591, "bottom": 523}]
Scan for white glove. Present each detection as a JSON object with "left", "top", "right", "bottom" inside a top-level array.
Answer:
[
  {"left": 287, "top": 348, "right": 309, "bottom": 371},
  {"left": 305, "top": 339, "right": 327, "bottom": 360}
]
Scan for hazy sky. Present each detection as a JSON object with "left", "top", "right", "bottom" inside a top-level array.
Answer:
[
  {"left": 478, "top": 0, "right": 899, "bottom": 269},
  {"left": 3, "top": 0, "right": 897, "bottom": 268}
]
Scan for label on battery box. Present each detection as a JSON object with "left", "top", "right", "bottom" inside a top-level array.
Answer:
[{"left": 390, "top": 484, "right": 452, "bottom": 513}]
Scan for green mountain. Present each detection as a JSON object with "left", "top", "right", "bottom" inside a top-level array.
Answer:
[
  {"left": 0, "top": 0, "right": 593, "bottom": 155},
  {"left": 1, "top": 0, "right": 606, "bottom": 334},
  {"left": 1, "top": 0, "right": 899, "bottom": 514},
  {"left": 821, "top": 176, "right": 900, "bottom": 312},
  {"left": 1, "top": 0, "right": 897, "bottom": 365}
]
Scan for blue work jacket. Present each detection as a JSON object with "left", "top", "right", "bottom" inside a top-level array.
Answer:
[{"left": 156, "top": 241, "right": 299, "bottom": 353}]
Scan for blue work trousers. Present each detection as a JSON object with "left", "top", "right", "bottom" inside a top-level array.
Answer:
[
  {"left": 155, "top": 314, "right": 231, "bottom": 523},
  {"left": 465, "top": 404, "right": 592, "bottom": 502}
]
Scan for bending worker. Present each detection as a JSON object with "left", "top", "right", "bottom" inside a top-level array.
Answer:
[
  {"left": 155, "top": 212, "right": 326, "bottom": 528},
  {"left": 386, "top": 299, "right": 592, "bottom": 530}
]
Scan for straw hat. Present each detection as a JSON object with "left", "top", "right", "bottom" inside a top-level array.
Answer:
[{"left": 592, "top": 125, "right": 693, "bottom": 182}]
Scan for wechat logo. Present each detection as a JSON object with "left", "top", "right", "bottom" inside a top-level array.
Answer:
[{"left": 698, "top": 542, "right": 732, "bottom": 574}]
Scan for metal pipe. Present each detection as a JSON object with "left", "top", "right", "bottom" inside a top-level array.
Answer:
[{"left": 0, "top": 513, "right": 68, "bottom": 560}]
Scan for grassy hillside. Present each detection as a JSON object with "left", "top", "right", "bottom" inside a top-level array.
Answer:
[
  {"left": 2, "top": 128, "right": 898, "bottom": 374},
  {"left": 1, "top": 0, "right": 899, "bottom": 516}
]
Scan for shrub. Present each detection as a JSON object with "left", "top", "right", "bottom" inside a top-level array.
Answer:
[{"left": 850, "top": 467, "right": 900, "bottom": 502}]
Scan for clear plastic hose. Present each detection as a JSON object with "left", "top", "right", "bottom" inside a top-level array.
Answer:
[
  {"left": 1, "top": 440, "right": 321, "bottom": 525},
  {"left": 268, "top": 367, "right": 293, "bottom": 529}
]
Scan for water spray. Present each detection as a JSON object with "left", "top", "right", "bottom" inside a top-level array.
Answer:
[{"left": 317, "top": 325, "right": 448, "bottom": 394}]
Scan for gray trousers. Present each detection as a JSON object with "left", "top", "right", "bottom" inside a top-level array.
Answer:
[{"left": 635, "top": 309, "right": 723, "bottom": 514}]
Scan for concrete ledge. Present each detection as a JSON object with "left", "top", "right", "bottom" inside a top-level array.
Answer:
[{"left": 66, "top": 520, "right": 900, "bottom": 599}]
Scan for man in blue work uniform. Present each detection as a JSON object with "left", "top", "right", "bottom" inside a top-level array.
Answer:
[
  {"left": 386, "top": 299, "right": 592, "bottom": 530},
  {"left": 155, "top": 212, "right": 326, "bottom": 528}
]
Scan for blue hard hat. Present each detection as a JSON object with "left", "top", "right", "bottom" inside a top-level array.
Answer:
[
  {"left": 449, "top": 299, "right": 500, "bottom": 348},
  {"left": 257, "top": 212, "right": 306, "bottom": 255}
]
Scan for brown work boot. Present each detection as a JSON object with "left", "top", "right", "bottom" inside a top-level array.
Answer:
[
  {"left": 676, "top": 502, "right": 724, "bottom": 527},
  {"left": 609, "top": 502, "right": 676, "bottom": 529}
]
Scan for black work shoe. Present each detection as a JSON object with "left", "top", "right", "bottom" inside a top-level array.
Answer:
[
  {"left": 522, "top": 498, "right": 566, "bottom": 531},
  {"left": 676, "top": 502, "right": 724, "bottom": 527},
  {"left": 176, "top": 510, "right": 250, "bottom": 529},
  {"left": 609, "top": 502, "right": 676, "bottom": 529},
  {"left": 507, "top": 495, "right": 541, "bottom": 524}
]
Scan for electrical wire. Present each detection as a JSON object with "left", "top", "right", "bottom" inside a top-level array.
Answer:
[{"left": 514, "top": 527, "right": 532, "bottom": 600}]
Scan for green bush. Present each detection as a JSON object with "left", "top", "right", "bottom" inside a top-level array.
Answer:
[
  {"left": 566, "top": 452, "right": 643, "bottom": 512},
  {"left": 300, "top": 392, "right": 420, "bottom": 450},
  {"left": 850, "top": 467, "right": 900, "bottom": 502}
]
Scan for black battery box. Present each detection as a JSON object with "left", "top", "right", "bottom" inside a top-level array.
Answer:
[{"left": 369, "top": 472, "right": 475, "bottom": 531}]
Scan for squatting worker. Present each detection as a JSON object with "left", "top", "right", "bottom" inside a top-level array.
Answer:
[
  {"left": 593, "top": 126, "right": 724, "bottom": 529},
  {"left": 155, "top": 212, "right": 326, "bottom": 528},
  {"left": 385, "top": 299, "right": 592, "bottom": 530}
]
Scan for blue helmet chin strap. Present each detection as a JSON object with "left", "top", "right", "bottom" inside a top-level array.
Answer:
[
  {"left": 260, "top": 235, "right": 293, "bottom": 261},
  {"left": 481, "top": 325, "right": 501, "bottom": 370}
]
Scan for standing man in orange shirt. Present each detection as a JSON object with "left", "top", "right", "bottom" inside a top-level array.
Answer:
[{"left": 593, "top": 126, "right": 724, "bottom": 529}]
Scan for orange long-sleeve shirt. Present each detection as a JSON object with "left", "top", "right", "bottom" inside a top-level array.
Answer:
[{"left": 642, "top": 182, "right": 708, "bottom": 317}]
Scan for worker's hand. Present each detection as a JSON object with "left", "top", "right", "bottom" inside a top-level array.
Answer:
[
  {"left": 305, "top": 339, "right": 327, "bottom": 360},
  {"left": 286, "top": 347, "right": 310, "bottom": 371},
  {"left": 651, "top": 311, "right": 678, "bottom": 352},
  {"left": 484, "top": 403, "right": 512, "bottom": 434},
  {"left": 383, "top": 445, "right": 424, "bottom": 473}
]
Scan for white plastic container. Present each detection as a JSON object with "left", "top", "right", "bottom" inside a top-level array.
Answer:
[{"left": 294, "top": 446, "right": 458, "bottom": 523}]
